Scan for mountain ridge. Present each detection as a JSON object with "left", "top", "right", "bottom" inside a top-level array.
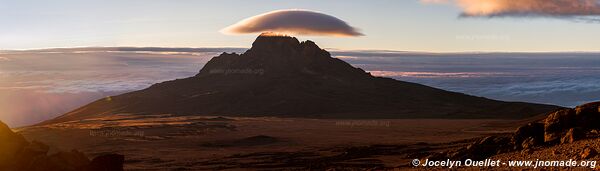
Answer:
[{"left": 41, "top": 34, "right": 560, "bottom": 125}]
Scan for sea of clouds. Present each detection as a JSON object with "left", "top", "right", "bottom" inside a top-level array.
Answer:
[{"left": 335, "top": 51, "right": 600, "bottom": 107}]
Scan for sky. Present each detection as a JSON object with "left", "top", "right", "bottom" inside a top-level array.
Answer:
[{"left": 2, "top": 0, "right": 600, "bottom": 52}]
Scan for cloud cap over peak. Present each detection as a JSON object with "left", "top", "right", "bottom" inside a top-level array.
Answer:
[{"left": 221, "top": 9, "right": 364, "bottom": 37}]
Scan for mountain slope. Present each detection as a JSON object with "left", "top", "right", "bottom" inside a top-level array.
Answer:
[{"left": 43, "top": 34, "right": 559, "bottom": 124}]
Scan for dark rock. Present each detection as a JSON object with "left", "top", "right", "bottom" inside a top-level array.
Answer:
[
  {"left": 542, "top": 102, "right": 600, "bottom": 144},
  {"left": 0, "top": 121, "right": 29, "bottom": 168},
  {"left": 560, "top": 128, "right": 584, "bottom": 144},
  {"left": 574, "top": 102, "right": 600, "bottom": 130},
  {"left": 521, "top": 137, "right": 538, "bottom": 150},
  {"left": 581, "top": 147, "right": 597, "bottom": 159},
  {"left": 12, "top": 140, "right": 51, "bottom": 170},
  {"left": 544, "top": 109, "right": 576, "bottom": 143},
  {"left": 513, "top": 122, "right": 544, "bottom": 149},
  {"left": 0, "top": 120, "right": 124, "bottom": 171},
  {"left": 440, "top": 101, "right": 600, "bottom": 159},
  {"left": 87, "top": 154, "right": 125, "bottom": 171}
]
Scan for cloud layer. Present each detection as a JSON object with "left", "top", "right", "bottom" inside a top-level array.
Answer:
[
  {"left": 422, "top": 0, "right": 600, "bottom": 18},
  {"left": 221, "top": 9, "right": 363, "bottom": 37},
  {"left": 331, "top": 50, "right": 600, "bottom": 107},
  {"left": 0, "top": 47, "right": 244, "bottom": 127}
]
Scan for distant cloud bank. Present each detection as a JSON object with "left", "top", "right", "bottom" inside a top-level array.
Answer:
[
  {"left": 0, "top": 47, "right": 244, "bottom": 127},
  {"left": 422, "top": 0, "right": 600, "bottom": 21},
  {"left": 221, "top": 9, "right": 364, "bottom": 37}
]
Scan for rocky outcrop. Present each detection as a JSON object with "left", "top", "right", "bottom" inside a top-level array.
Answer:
[
  {"left": 544, "top": 109, "right": 577, "bottom": 143},
  {"left": 544, "top": 102, "right": 600, "bottom": 144},
  {"left": 432, "top": 101, "right": 600, "bottom": 161},
  {"left": 574, "top": 102, "right": 600, "bottom": 129},
  {"left": 581, "top": 147, "right": 597, "bottom": 159},
  {"left": 0, "top": 121, "right": 124, "bottom": 171},
  {"left": 560, "top": 128, "right": 584, "bottom": 144},
  {"left": 0, "top": 121, "right": 30, "bottom": 169},
  {"left": 513, "top": 122, "right": 544, "bottom": 150},
  {"left": 511, "top": 101, "right": 599, "bottom": 149}
]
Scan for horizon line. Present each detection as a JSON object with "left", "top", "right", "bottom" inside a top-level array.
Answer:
[{"left": 3, "top": 46, "right": 600, "bottom": 54}]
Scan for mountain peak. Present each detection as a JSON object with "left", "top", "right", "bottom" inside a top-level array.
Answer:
[
  {"left": 198, "top": 34, "right": 368, "bottom": 79},
  {"left": 255, "top": 32, "right": 299, "bottom": 41},
  {"left": 250, "top": 33, "right": 317, "bottom": 54}
]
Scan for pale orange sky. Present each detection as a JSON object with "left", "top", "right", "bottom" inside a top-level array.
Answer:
[{"left": 2, "top": 0, "right": 600, "bottom": 52}]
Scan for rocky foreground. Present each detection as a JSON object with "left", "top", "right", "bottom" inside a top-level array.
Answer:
[
  {"left": 0, "top": 121, "right": 124, "bottom": 171},
  {"left": 421, "top": 101, "right": 600, "bottom": 169},
  {"left": 12, "top": 102, "right": 599, "bottom": 170}
]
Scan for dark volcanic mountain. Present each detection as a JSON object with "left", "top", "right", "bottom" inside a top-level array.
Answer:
[{"left": 44, "top": 34, "right": 559, "bottom": 124}]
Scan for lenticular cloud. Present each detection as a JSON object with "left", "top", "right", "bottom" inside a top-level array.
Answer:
[{"left": 221, "top": 9, "right": 364, "bottom": 37}]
